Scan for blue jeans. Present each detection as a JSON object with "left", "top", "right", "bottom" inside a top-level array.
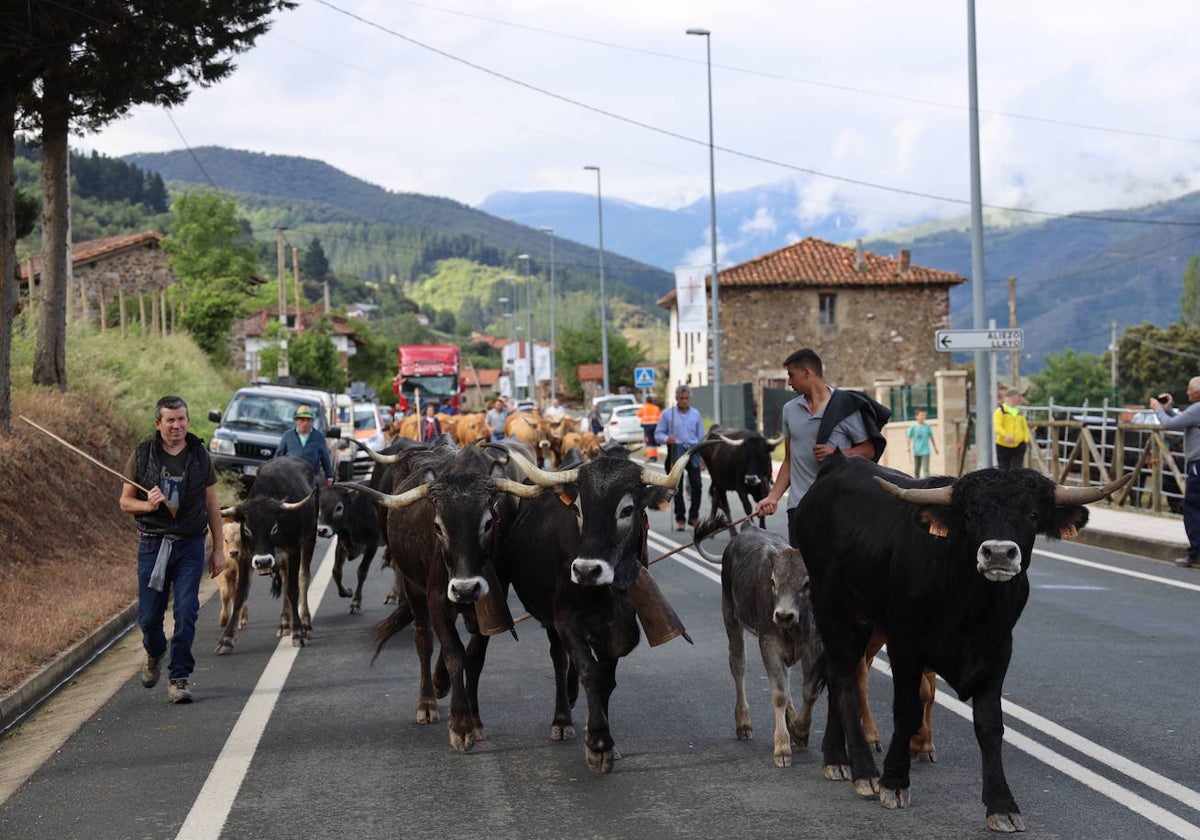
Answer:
[
  {"left": 1185, "top": 466, "right": 1200, "bottom": 560},
  {"left": 137, "top": 533, "right": 206, "bottom": 681}
]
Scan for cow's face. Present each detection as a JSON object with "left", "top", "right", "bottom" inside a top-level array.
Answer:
[
  {"left": 317, "top": 485, "right": 353, "bottom": 539},
  {"left": 741, "top": 438, "right": 774, "bottom": 495},
  {"left": 571, "top": 455, "right": 671, "bottom": 589},
  {"left": 228, "top": 495, "right": 315, "bottom": 574},
  {"left": 769, "top": 546, "right": 810, "bottom": 627},
  {"left": 914, "top": 469, "right": 1089, "bottom": 582},
  {"left": 429, "top": 473, "right": 500, "bottom": 604}
]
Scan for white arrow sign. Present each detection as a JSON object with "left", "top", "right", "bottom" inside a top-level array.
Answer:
[{"left": 935, "top": 329, "right": 1024, "bottom": 352}]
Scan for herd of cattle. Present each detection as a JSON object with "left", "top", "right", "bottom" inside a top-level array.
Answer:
[{"left": 213, "top": 409, "right": 1130, "bottom": 833}]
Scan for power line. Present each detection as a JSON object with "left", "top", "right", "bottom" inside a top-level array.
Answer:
[
  {"left": 164, "top": 110, "right": 218, "bottom": 190},
  {"left": 315, "top": 1, "right": 1200, "bottom": 229}
]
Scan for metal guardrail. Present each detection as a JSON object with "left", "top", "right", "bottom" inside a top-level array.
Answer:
[{"left": 1022, "top": 404, "right": 1184, "bottom": 515}]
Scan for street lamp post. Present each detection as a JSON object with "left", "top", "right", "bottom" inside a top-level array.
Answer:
[
  {"left": 540, "top": 227, "right": 556, "bottom": 400},
  {"left": 686, "top": 27, "right": 721, "bottom": 425},
  {"left": 583, "top": 165, "right": 610, "bottom": 395},
  {"left": 517, "top": 254, "right": 532, "bottom": 401}
]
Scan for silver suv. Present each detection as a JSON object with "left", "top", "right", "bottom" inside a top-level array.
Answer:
[{"left": 208, "top": 385, "right": 345, "bottom": 489}]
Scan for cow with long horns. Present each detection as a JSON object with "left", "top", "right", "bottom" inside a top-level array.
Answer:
[
  {"left": 693, "top": 427, "right": 783, "bottom": 560},
  {"left": 794, "top": 453, "right": 1131, "bottom": 832},
  {"left": 497, "top": 442, "right": 707, "bottom": 772},
  {"left": 355, "top": 440, "right": 540, "bottom": 752},
  {"left": 217, "top": 456, "right": 320, "bottom": 652}
]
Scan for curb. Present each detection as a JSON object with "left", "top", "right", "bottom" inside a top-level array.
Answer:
[
  {"left": 0, "top": 601, "right": 137, "bottom": 735},
  {"left": 1072, "top": 530, "right": 1185, "bottom": 565}
]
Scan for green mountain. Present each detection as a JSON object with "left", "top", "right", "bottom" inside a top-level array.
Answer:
[{"left": 122, "top": 147, "right": 672, "bottom": 315}]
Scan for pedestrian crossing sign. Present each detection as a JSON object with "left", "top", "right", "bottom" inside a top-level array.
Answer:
[{"left": 634, "top": 367, "right": 655, "bottom": 389}]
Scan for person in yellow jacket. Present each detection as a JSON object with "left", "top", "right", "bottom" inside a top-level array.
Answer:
[
  {"left": 637, "top": 396, "right": 662, "bottom": 461},
  {"left": 994, "top": 390, "right": 1030, "bottom": 470}
]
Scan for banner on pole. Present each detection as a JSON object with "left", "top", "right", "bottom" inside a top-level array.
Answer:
[{"left": 674, "top": 266, "right": 708, "bottom": 334}]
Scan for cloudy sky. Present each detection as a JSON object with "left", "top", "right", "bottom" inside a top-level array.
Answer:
[{"left": 84, "top": 0, "right": 1200, "bottom": 235}]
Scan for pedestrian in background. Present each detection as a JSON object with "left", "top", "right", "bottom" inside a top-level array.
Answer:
[
  {"left": 994, "top": 390, "right": 1030, "bottom": 469},
  {"left": 1151, "top": 378, "right": 1200, "bottom": 568},
  {"left": 120, "top": 396, "right": 225, "bottom": 704},
  {"left": 420, "top": 403, "right": 442, "bottom": 442},
  {"left": 906, "top": 408, "right": 938, "bottom": 478},
  {"left": 276, "top": 404, "right": 334, "bottom": 485},
  {"left": 637, "top": 395, "right": 662, "bottom": 462},
  {"left": 655, "top": 385, "right": 705, "bottom": 531},
  {"left": 486, "top": 396, "right": 510, "bottom": 441}
]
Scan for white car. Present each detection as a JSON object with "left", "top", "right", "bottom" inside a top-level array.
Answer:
[{"left": 604, "top": 404, "right": 646, "bottom": 446}]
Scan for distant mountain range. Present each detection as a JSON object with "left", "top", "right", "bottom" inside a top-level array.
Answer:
[
  {"left": 123, "top": 146, "right": 1195, "bottom": 370},
  {"left": 481, "top": 185, "right": 1199, "bottom": 369}
]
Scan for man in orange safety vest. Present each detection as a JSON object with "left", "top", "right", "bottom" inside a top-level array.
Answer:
[{"left": 637, "top": 396, "right": 662, "bottom": 461}]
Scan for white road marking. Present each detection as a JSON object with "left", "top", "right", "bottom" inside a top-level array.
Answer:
[
  {"left": 1035, "top": 547, "right": 1200, "bottom": 593},
  {"left": 650, "top": 530, "right": 1200, "bottom": 840},
  {"left": 176, "top": 538, "right": 336, "bottom": 840}
]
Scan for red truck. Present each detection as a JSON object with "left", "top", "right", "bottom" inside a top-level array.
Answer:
[{"left": 392, "top": 344, "right": 465, "bottom": 414}]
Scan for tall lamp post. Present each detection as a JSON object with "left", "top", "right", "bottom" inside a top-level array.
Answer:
[
  {"left": 517, "top": 253, "right": 532, "bottom": 401},
  {"left": 539, "top": 227, "right": 556, "bottom": 399},
  {"left": 686, "top": 27, "right": 721, "bottom": 425},
  {"left": 583, "top": 165, "right": 610, "bottom": 395}
]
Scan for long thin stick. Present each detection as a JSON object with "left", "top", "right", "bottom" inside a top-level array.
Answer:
[{"left": 18, "top": 415, "right": 151, "bottom": 494}]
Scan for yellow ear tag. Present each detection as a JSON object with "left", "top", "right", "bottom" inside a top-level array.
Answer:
[
  {"left": 557, "top": 488, "right": 573, "bottom": 506},
  {"left": 928, "top": 522, "right": 949, "bottom": 538},
  {"left": 1060, "top": 524, "right": 1079, "bottom": 540}
]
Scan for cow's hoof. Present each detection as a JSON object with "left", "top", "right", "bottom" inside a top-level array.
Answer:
[
  {"left": 472, "top": 725, "right": 487, "bottom": 743},
  {"left": 550, "top": 723, "right": 575, "bottom": 740},
  {"left": 823, "top": 764, "right": 851, "bottom": 781},
  {"left": 585, "top": 745, "right": 614, "bottom": 773},
  {"left": 853, "top": 776, "right": 881, "bottom": 797},
  {"left": 986, "top": 812, "right": 1026, "bottom": 833},
  {"left": 912, "top": 745, "right": 937, "bottom": 763},
  {"left": 384, "top": 594, "right": 398, "bottom": 605},
  {"left": 773, "top": 752, "right": 792, "bottom": 768},
  {"left": 879, "top": 786, "right": 909, "bottom": 809},
  {"left": 449, "top": 729, "right": 476, "bottom": 753},
  {"left": 291, "top": 635, "right": 307, "bottom": 648},
  {"left": 736, "top": 725, "right": 752, "bottom": 741},
  {"left": 789, "top": 730, "right": 810, "bottom": 748},
  {"left": 416, "top": 704, "right": 439, "bottom": 724},
  {"left": 868, "top": 737, "right": 883, "bottom": 752},
  {"left": 237, "top": 618, "right": 248, "bottom": 630},
  {"left": 214, "top": 640, "right": 234, "bottom": 655},
  {"left": 348, "top": 602, "right": 361, "bottom": 614}
]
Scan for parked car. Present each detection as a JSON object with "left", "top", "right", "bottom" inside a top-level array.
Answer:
[
  {"left": 591, "top": 393, "right": 637, "bottom": 425},
  {"left": 604, "top": 403, "right": 646, "bottom": 446},
  {"left": 349, "top": 401, "right": 386, "bottom": 481},
  {"left": 207, "top": 384, "right": 344, "bottom": 491}
]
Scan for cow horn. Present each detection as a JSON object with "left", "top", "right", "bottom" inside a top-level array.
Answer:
[
  {"left": 504, "top": 447, "right": 579, "bottom": 486},
  {"left": 491, "top": 477, "right": 543, "bottom": 499},
  {"left": 717, "top": 434, "right": 745, "bottom": 447},
  {"left": 352, "top": 438, "right": 402, "bottom": 464},
  {"left": 345, "top": 481, "right": 431, "bottom": 509},
  {"left": 279, "top": 485, "right": 319, "bottom": 511},
  {"left": 765, "top": 434, "right": 785, "bottom": 448},
  {"left": 219, "top": 504, "right": 241, "bottom": 519},
  {"left": 873, "top": 476, "right": 954, "bottom": 506},
  {"left": 642, "top": 440, "right": 719, "bottom": 487},
  {"left": 1053, "top": 471, "right": 1133, "bottom": 505}
]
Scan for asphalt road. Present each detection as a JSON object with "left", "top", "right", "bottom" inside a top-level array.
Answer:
[{"left": 2, "top": 482, "right": 1200, "bottom": 840}]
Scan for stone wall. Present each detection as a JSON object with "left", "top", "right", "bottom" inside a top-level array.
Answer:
[
  {"left": 720, "top": 284, "right": 953, "bottom": 390},
  {"left": 72, "top": 247, "right": 175, "bottom": 333}
]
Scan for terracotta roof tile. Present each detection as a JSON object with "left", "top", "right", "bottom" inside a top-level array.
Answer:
[
  {"left": 657, "top": 237, "right": 966, "bottom": 306},
  {"left": 20, "top": 231, "right": 164, "bottom": 279}
]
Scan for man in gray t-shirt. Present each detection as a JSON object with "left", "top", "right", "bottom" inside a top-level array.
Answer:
[
  {"left": 1152, "top": 377, "right": 1200, "bottom": 568},
  {"left": 755, "top": 348, "right": 875, "bottom": 548}
]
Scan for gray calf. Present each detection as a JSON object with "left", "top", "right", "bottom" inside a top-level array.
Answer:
[{"left": 720, "top": 526, "right": 822, "bottom": 768}]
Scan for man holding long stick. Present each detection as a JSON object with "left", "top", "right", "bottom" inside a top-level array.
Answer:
[{"left": 119, "top": 396, "right": 225, "bottom": 704}]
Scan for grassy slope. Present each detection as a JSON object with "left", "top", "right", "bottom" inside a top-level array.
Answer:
[{"left": 0, "top": 325, "right": 243, "bottom": 695}]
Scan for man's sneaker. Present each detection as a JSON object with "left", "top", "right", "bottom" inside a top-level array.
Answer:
[
  {"left": 1174, "top": 556, "right": 1199, "bottom": 569},
  {"left": 168, "top": 679, "right": 193, "bottom": 704},
  {"left": 140, "top": 652, "right": 165, "bottom": 688},
  {"left": 674, "top": 521, "right": 686, "bottom": 532}
]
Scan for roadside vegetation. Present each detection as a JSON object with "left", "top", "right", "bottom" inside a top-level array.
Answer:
[{"left": 0, "top": 325, "right": 243, "bottom": 695}]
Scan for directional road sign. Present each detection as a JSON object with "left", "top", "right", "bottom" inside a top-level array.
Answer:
[
  {"left": 935, "top": 329, "right": 1023, "bottom": 352},
  {"left": 634, "top": 367, "right": 656, "bottom": 389}
]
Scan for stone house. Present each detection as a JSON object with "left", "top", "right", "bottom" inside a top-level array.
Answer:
[
  {"left": 19, "top": 231, "right": 176, "bottom": 334},
  {"left": 658, "top": 237, "right": 967, "bottom": 410},
  {"left": 232, "top": 306, "right": 365, "bottom": 381}
]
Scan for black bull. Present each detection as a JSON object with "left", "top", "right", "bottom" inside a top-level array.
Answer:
[
  {"left": 695, "top": 427, "right": 782, "bottom": 561},
  {"left": 218, "top": 456, "right": 319, "bottom": 653},
  {"left": 794, "top": 453, "right": 1130, "bottom": 832}
]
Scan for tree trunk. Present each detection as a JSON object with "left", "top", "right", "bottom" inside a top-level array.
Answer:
[
  {"left": 0, "top": 79, "right": 17, "bottom": 432},
  {"left": 33, "top": 48, "right": 70, "bottom": 390}
]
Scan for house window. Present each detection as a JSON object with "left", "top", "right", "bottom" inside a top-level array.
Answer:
[{"left": 819, "top": 293, "right": 836, "bottom": 325}]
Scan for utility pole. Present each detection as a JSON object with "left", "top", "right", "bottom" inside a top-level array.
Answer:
[
  {"left": 292, "top": 246, "right": 302, "bottom": 322},
  {"left": 1110, "top": 320, "right": 1120, "bottom": 401},
  {"left": 276, "top": 226, "right": 289, "bottom": 379},
  {"left": 1008, "top": 276, "right": 1019, "bottom": 389}
]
